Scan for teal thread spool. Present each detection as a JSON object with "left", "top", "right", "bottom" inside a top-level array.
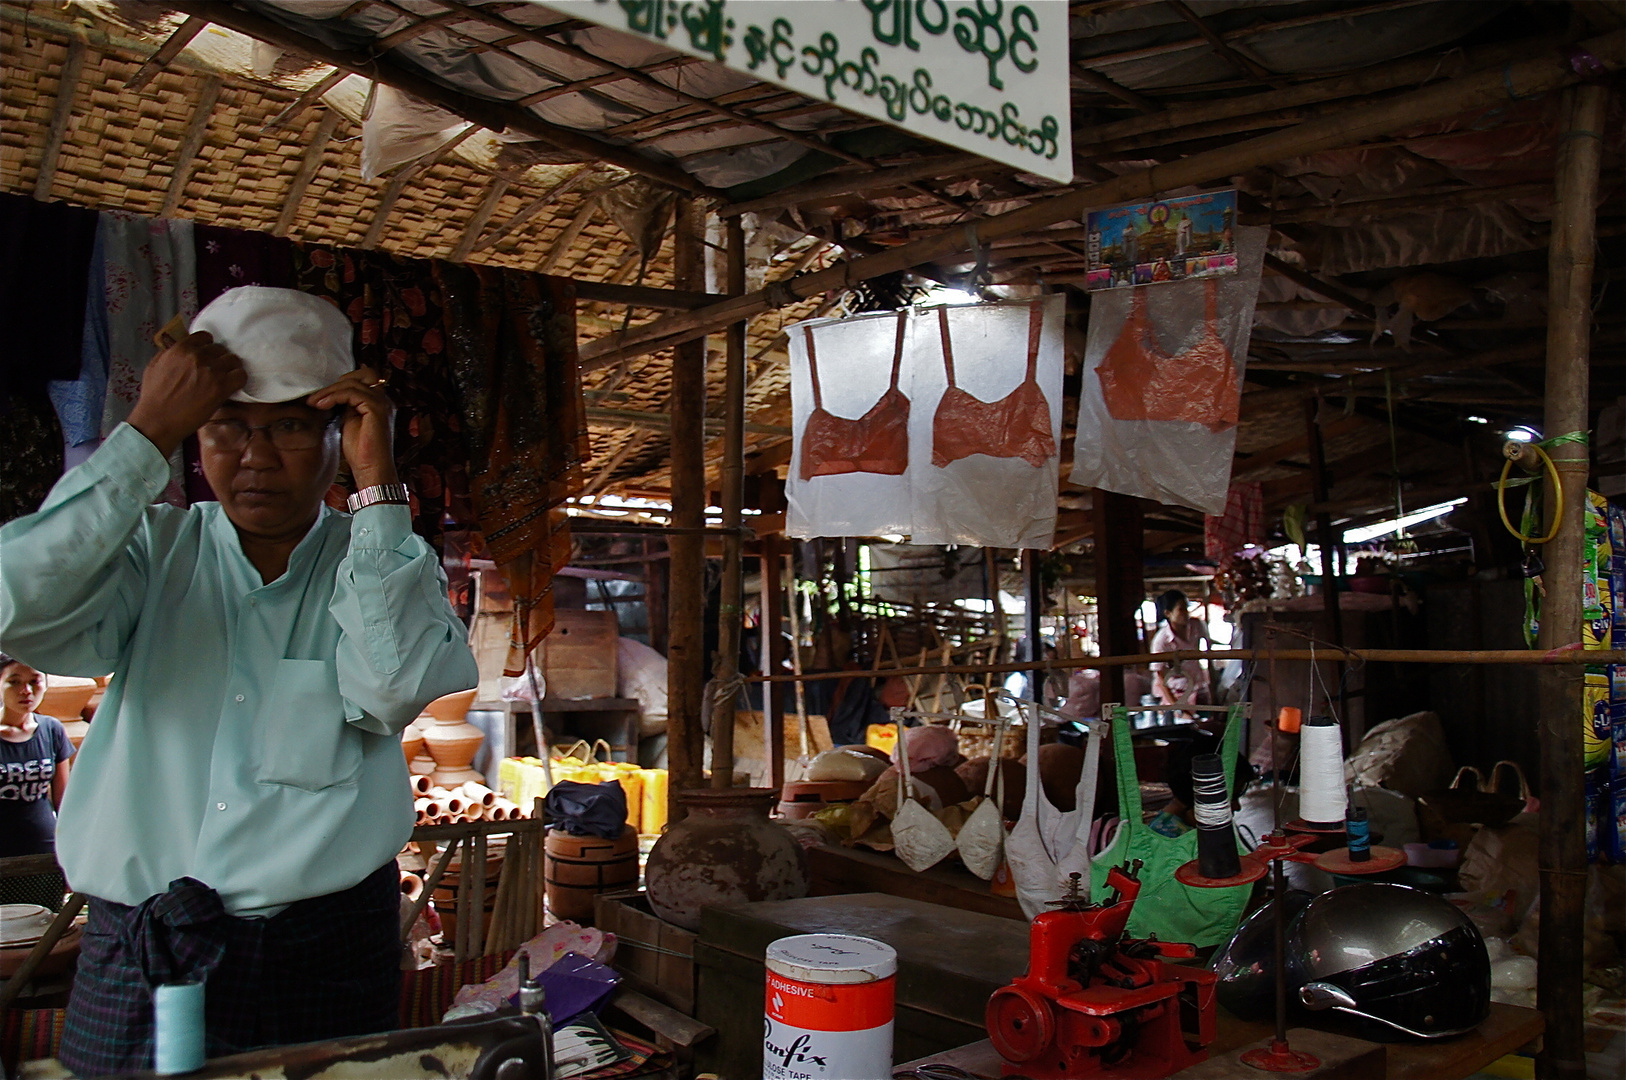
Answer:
[{"left": 153, "top": 980, "right": 205, "bottom": 1074}]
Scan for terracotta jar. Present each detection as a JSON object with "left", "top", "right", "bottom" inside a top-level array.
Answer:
[
  {"left": 644, "top": 788, "right": 809, "bottom": 931},
  {"left": 420, "top": 690, "right": 485, "bottom": 787},
  {"left": 401, "top": 723, "right": 425, "bottom": 765}
]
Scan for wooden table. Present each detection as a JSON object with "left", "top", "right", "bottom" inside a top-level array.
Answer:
[
  {"left": 805, "top": 844, "right": 1024, "bottom": 921},
  {"left": 895, "top": 1003, "right": 1544, "bottom": 1080}
]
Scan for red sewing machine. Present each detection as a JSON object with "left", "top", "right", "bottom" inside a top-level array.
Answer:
[{"left": 986, "top": 861, "right": 1217, "bottom": 1079}]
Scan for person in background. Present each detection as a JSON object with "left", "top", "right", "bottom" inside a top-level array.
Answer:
[
  {"left": 0, "top": 286, "right": 477, "bottom": 1076},
  {"left": 0, "top": 654, "right": 74, "bottom": 909},
  {"left": 1150, "top": 589, "right": 1212, "bottom": 711}
]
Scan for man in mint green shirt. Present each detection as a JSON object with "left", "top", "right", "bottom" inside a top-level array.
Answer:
[{"left": 0, "top": 286, "right": 478, "bottom": 1074}]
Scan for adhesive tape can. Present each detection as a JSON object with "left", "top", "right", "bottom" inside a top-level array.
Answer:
[{"left": 764, "top": 934, "right": 896, "bottom": 1080}]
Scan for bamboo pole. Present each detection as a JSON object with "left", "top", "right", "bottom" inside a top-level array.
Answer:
[
  {"left": 666, "top": 198, "right": 708, "bottom": 810},
  {"left": 747, "top": 647, "right": 1626, "bottom": 684},
  {"left": 577, "top": 32, "right": 1621, "bottom": 371},
  {"left": 1536, "top": 83, "right": 1607, "bottom": 1080},
  {"left": 710, "top": 216, "right": 748, "bottom": 789}
]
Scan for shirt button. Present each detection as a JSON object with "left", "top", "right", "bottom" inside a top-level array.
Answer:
[
  {"left": 216, "top": 802, "right": 227, "bottom": 811},
  {"left": 235, "top": 694, "right": 245, "bottom": 702}
]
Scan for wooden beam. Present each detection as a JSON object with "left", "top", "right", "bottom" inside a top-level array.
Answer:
[
  {"left": 1233, "top": 416, "right": 1369, "bottom": 479},
  {"left": 667, "top": 198, "right": 708, "bottom": 805},
  {"left": 32, "top": 36, "right": 86, "bottom": 201},
  {"left": 577, "top": 32, "right": 1622, "bottom": 372},
  {"left": 160, "top": 75, "right": 222, "bottom": 218},
  {"left": 359, "top": 128, "right": 475, "bottom": 250},
  {"left": 536, "top": 193, "right": 602, "bottom": 275},
  {"left": 720, "top": 154, "right": 991, "bottom": 218},
  {"left": 264, "top": 67, "right": 346, "bottom": 132},
  {"left": 450, "top": 175, "right": 512, "bottom": 261},
  {"left": 1092, "top": 491, "right": 1144, "bottom": 704},
  {"left": 710, "top": 216, "right": 747, "bottom": 790},
  {"left": 470, "top": 167, "right": 595, "bottom": 254},
  {"left": 1536, "top": 83, "right": 1607, "bottom": 1080},
  {"left": 585, "top": 407, "right": 788, "bottom": 438},
  {"left": 165, "top": 0, "right": 713, "bottom": 197},
  {"left": 1166, "top": 0, "right": 1289, "bottom": 89},
  {"left": 125, "top": 13, "right": 207, "bottom": 93},
  {"left": 1072, "top": 36, "right": 1545, "bottom": 151},
  {"left": 575, "top": 281, "right": 726, "bottom": 310},
  {"left": 1071, "top": 65, "right": 1161, "bottom": 113},
  {"left": 272, "top": 108, "right": 342, "bottom": 238}
]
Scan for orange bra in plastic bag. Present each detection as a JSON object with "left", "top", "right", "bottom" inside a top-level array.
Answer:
[
  {"left": 1095, "top": 280, "right": 1240, "bottom": 433},
  {"left": 799, "top": 312, "right": 911, "bottom": 480},
  {"left": 931, "top": 301, "right": 1055, "bottom": 469}
]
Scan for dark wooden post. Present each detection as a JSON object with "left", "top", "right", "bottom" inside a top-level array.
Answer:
[
  {"left": 761, "top": 533, "right": 786, "bottom": 789},
  {"left": 1092, "top": 491, "right": 1145, "bottom": 705},
  {"left": 710, "top": 216, "right": 748, "bottom": 788},
  {"left": 667, "top": 198, "right": 708, "bottom": 808},
  {"left": 1536, "top": 83, "right": 1606, "bottom": 1080},
  {"left": 1022, "top": 549, "right": 1044, "bottom": 699}
]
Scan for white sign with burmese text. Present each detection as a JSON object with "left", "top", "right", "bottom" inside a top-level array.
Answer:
[{"left": 538, "top": 0, "right": 1074, "bottom": 184}]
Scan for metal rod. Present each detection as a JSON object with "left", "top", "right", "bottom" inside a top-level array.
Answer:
[{"left": 747, "top": 647, "right": 1626, "bottom": 683}]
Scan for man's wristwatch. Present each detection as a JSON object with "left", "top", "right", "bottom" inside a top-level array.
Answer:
[{"left": 347, "top": 483, "right": 410, "bottom": 514}]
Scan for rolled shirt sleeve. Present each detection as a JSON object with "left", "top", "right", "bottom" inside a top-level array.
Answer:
[
  {"left": 0, "top": 423, "right": 168, "bottom": 677},
  {"left": 330, "top": 502, "right": 479, "bottom": 735}
]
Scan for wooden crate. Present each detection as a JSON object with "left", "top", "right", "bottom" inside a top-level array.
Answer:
[
  {"left": 541, "top": 610, "right": 620, "bottom": 700},
  {"left": 593, "top": 889, "right": 697, "bottom": 1016}
]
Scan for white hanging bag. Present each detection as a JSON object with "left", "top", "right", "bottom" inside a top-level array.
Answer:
[
  {"left": 889, "top": 719, "right": 957, "bottom": 873},
  {"left": 956, "top": 718, "right": 1009, "bottom": 880}
]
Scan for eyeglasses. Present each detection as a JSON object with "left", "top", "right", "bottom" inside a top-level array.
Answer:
[{"left": 199, "top": 415, "right": 338, "bottom": 452}]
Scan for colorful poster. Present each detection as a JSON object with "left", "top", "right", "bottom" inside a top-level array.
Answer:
[{"left": 1083, "top": 190, "right": 1239, "bottom": 291}]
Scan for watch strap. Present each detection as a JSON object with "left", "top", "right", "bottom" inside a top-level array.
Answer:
[{"left": 347, "top": 483, "right": 410, "bottom": 514}]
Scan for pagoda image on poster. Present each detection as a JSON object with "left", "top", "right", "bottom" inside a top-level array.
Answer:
[{"left": 1084, "top": 190, "right": 1239, "bottom": 290}]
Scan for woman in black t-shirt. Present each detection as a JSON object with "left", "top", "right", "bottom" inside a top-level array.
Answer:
[{"left": 1, "top": 654, "right": 75, "bottom": 907}]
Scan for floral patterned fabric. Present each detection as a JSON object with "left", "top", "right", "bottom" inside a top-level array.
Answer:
[
  {"left": 293, "top": 244, "right": 474, "bottom": 550},
  {"left": 436, "top": 262, "right": 586, "bottom": 672}
]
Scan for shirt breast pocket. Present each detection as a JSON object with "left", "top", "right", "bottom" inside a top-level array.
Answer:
[{"left": 257, "top": 659, "right": 363, "bottom": 791}]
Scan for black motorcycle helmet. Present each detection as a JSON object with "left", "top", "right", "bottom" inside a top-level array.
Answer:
[
  {"left": 1288, "top": 883, "right": 1490, "bottom": 1040},
  {"left": 1210, "top": 890, "right": 1315, "bottom": 1021}
]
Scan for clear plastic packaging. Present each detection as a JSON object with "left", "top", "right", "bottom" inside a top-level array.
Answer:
[
  {"left": 787, "top": 296, "right": 1064, "bottom": 547},
  {"left": 1071, "top": 228, "right": 1267, "bottom": 516}
]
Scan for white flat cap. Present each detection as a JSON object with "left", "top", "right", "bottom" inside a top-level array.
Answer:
[{"left": 190, "top": 286, "right": 355, "bottom": 403}]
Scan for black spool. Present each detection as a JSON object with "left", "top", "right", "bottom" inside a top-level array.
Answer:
[{"left": 1192, "top": 752, "right": 1241, "bottom": 879}]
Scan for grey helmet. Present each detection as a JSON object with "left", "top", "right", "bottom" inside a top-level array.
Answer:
[{"left": 1288, "top": 883, "right": 1490, "bottom": 1040}]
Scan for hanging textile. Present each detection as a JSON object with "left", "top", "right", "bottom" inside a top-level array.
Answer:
[
  {"left": 786, "top": 295, "right": 1064, "bottom": 548},
  {"left": 1071, "top": 228, "right": 1267, "bottom": 516},
  {"left": 99, "top": 212, "right": 197, "bottom": 507},
  {"left": 0, "top": 391, "right": 65, "bottom": 525},
  {"left": 293, "top": 244, "right": 473, "bottom": 549},
  {"left": 47, "top": 222, "right": 110, "bottom": 448},
  {"left": 435, "top": 262, "right": 587, "bottom": 674},
  {"left": 0, "top": 194, "right": 98, "bottom": 400},
  {"left": 195, "top": 222, "right": 295, "bottom": 307},
  {"left": 1204, "top": 482, "right": 1266, "bottom": 568}
]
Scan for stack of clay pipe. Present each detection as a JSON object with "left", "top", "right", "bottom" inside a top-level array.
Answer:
[{"left": 411, "top": 774, "right": 525, "bottom": 825}]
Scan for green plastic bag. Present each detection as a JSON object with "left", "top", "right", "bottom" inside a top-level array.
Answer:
[{"left": 1090, "top": 704, "right": 1252, "bottom": 948}]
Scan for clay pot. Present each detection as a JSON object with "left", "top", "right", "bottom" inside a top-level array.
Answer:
[
  {"left": 60, "top": 719, "right": 90, "bottom": 751},
  {"left": 546, "top": 825, "right": 638, "bottom": 922},
  {"left": 424, "top": 689, "right": 477, "bottom": 726},
  {"left": 421, "top": 701, "right": 485, "bottom": 787},
  {"left": 402, "top": 724, "right": 425, "bottom": 764},
  {"left": 643, "top": 788, "right": 809, "bottom": 931}
]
